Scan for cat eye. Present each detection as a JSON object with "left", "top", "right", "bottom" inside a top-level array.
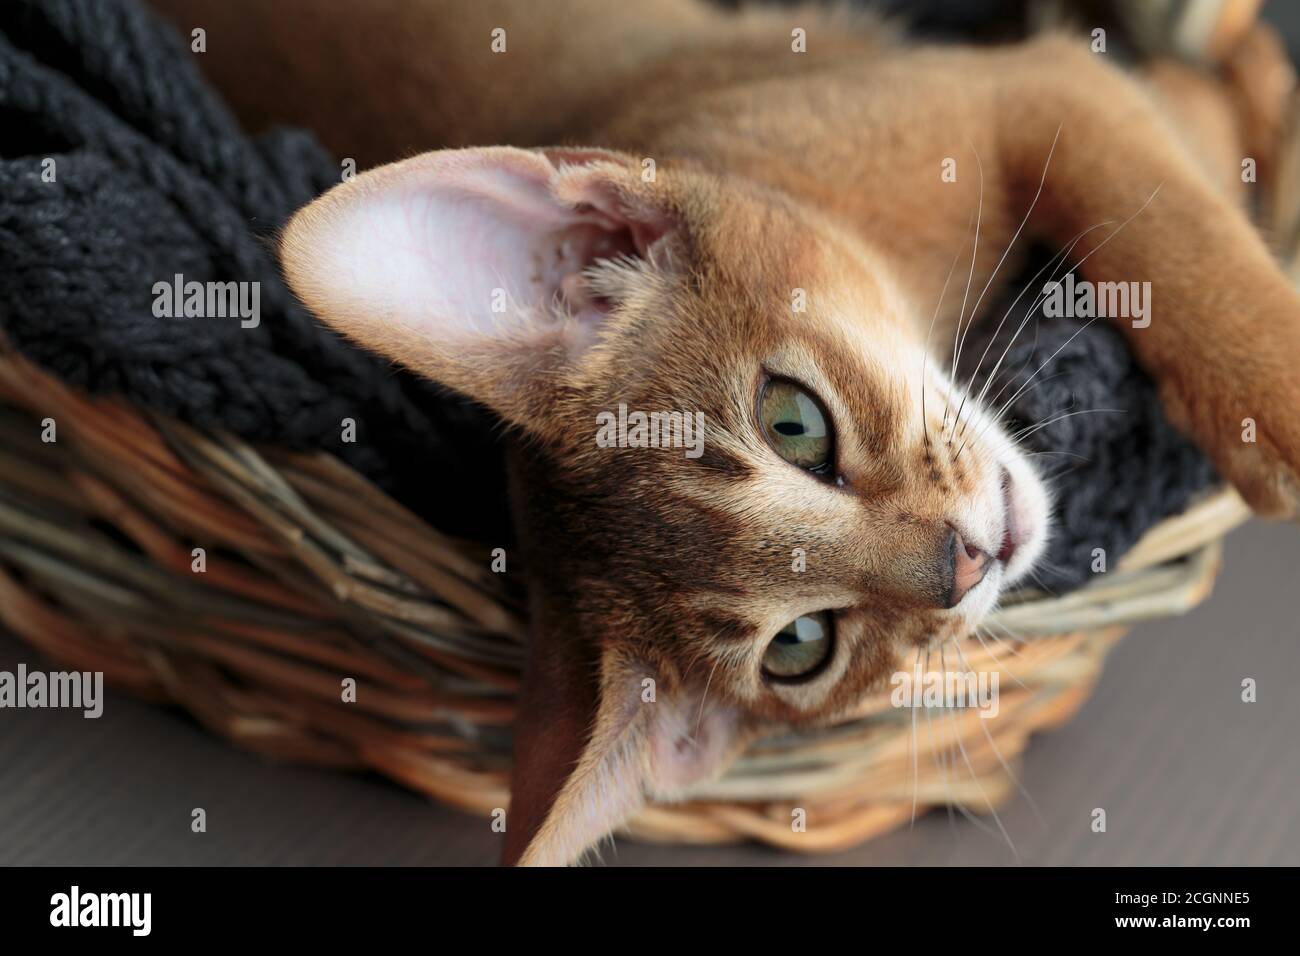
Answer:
[
  {"left": 759, "top": 378, "right": 833, "bottom": 474},
  {"left": 762, "top": 612, "right": 834, "bottom": 681}
]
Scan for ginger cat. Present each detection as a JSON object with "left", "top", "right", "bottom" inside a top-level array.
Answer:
[{"left": 150, "top": 0, "right": 1300, "bottom": 865}]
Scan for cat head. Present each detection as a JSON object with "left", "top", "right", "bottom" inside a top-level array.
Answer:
[{"left": 280, "top": 146, "right": 1050, "bottom": 865}]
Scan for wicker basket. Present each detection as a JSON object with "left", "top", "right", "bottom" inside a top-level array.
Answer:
[{"left": 0, "top": 345, "right": 1251, "bottom": 852}]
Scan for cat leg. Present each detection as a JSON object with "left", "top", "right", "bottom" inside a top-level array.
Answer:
[
  {"left": 146, "top": 0, "right": 721, "bottom": 166},
  {"left": 992, "top": 35, "right": 1300, "bottom": 519}
]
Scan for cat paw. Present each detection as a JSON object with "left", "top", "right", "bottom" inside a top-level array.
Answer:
[
  {"left": 1158, "top": 376, "right": 1300, "bottom": 522},
  {"left": 1212, "top": 419, "right": 1300, "bottom": 521}
]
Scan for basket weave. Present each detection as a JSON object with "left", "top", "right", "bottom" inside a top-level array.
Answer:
[{"left": 0, "top": 345, "right": 1251, "bottom": 852}]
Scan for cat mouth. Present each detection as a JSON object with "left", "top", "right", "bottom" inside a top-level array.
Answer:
[
  {"left": 997, "top": 468, "right": 1020, "bottom": 565},
  {"left": 947, "top": 469, "right": 1032, "bottom": 609},
  {"left": 996, "top": 463, "right": 1048, "bottom": 587}
]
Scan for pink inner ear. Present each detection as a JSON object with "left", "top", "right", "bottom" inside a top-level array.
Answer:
[
  {"left": 293, "top": 148, "right": 644, "bottom": 347},
  {"left": 648, "top": 687, "right": 741, "bottom": 794}
]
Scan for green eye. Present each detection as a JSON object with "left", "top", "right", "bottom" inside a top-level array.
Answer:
[
  {"left": 763, "top": 612, "right": 834, "bottom": 681},
  {"left": 759, "top": 379, "right": 833, "bottom": 472}
]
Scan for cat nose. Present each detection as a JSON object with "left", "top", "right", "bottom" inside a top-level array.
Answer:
[{"left": 945, "top": 529, "right": 990, "bottom": 607}]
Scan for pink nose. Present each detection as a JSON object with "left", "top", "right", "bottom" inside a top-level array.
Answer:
[{"left": 947, "top": 530, "right": 990, "bottom": 607}]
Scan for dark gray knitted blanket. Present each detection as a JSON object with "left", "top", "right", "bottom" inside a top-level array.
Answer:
[
  {"left": 0, "top": 0, "right": 1215, "bottom": 590},
  {"left": 0, "top": 0, "right": 508, "bottom": 539}
]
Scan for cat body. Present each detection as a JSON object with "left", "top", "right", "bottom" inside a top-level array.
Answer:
[{"left": 150, "top": 0, "right": 1300, "bottom": 865}]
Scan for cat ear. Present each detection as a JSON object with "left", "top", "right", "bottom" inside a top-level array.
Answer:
[
  {"left": 279, "top": 146, "right": 677, "bottom": 429},
  {"left": 502, "top": 623, "right": 745, "bottom": 867}
]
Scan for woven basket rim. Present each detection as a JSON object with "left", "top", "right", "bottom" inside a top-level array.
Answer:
[{"left": 0, "top": 346, "right": 1248, "bottom": 851}]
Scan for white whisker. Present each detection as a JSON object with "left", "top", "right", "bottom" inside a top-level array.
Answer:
[
  {"left": 951, "top": 126, "right": 1062, "bottom": 439},
  {"left": 946, "top": 140, "right": 985, "bottom": 440},
  {"left": 943, "top": 642, "right": 1021, "bottom": 861},
  {"left": 910, "top": 646, "right": 922, "bottom": 827},
  {"left": 1011, "top": 407, "right": 1124, "bottom": 443},
  {"left": 963, "top": 183, "right": 1164, "bottom": 453},
  {"left": 922, "top": 224, "right": 970, "bottom": 446},
  {"left": 951, "top": 637, "right": 1045, "bottom": 827},
  {"left": 957, "top": 219, "right": 1115, "bottom": 442}
]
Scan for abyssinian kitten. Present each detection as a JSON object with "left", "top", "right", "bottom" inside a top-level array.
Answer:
[{"left": 151, "top": 0, "right": 1300, "bottom": 864}]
